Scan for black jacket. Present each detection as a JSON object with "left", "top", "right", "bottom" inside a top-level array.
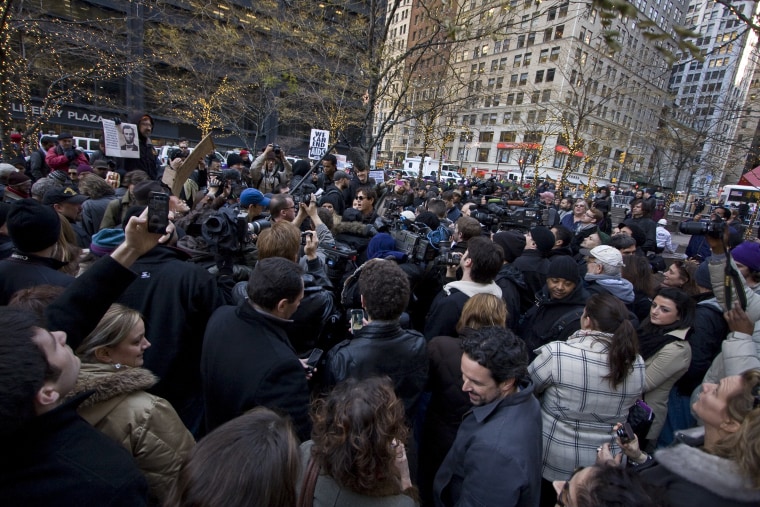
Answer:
[
  {"left": 511, "top": 250, "right": 549, "bottom": 314},
  {"left": 116, "top": 246, "right": 228, "bottom": 431},
  {"left": 629, "top": 216, "right": 657, "bottom": 253},
  {"left": 0, "top": 252, "right": 74, "bottom": 305},
  {"left": 202, "top": 302, "right": 312, "bottom": 440},
  {"left": 676, "top": 296, "right": 727, "bottom": 396},
  {"left": 1, "top": 394, "right": 148, "bottom": 507},
  {"left": 318, "top": 184, "right": 346, "bottom": 216},
  {"left": 494, "top": 264, "right": 527, "bottom": 331},
  {"left": 325, "top": 320, "right": 428, "bottom": 421},
  {"left": 518, "top": 282, "right": 588, "bottom": 357}
]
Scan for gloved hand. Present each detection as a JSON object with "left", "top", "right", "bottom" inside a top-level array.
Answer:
[{"left": 64, "top": 148, "right": 78, "bottom": 160}]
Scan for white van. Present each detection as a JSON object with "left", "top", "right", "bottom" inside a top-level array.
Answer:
[{"left": 718, "top": 184, "right": 760, "bottom": 208}]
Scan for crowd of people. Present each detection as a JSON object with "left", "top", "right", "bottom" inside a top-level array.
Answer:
[{"left": 1, "top": 126, "right": 760, "bottom": 507}]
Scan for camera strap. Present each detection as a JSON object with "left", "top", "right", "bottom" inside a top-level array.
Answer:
[{"left": 724, "top": 247, "right": 747, "bottom": 311}]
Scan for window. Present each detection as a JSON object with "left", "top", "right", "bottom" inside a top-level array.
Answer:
[
  {"left": 500, "top": 131, "right": 516, "bottom": 142},
  {"left": 546, "top": 68, "right": 556, "bottom": 82},
  {"left": 524, "top": 52, "right": 532, "bottom": 66},
  {"left": 514, "top": 54, "right": 522, "bottom": 67},
  {"left": 479, "top": 131, "right": 494, "bottom": 142},
  {"left": 517, "top": 35, "right": 525, "bottom": 48},
  {"left": 519, "top": 73, "right": 528, "bottom": 85},
  {"left": 506, "top": 93, "right": 515, "bottom": 105},
  {"left": 524, "top": 131, "right": 542, "bottom": 143},
  {"left": 535, "top": 70, "right": 545, "bottom": 83},
  {"left": 490, "top": 60, "right": 498, "bottom": 71},
  {"left": 481, "top": 114, "right": 490, "bottom": 124},
  {"left": 544, "top": 28, "right": 553, "bottom": 42},
  {"left": 477, "top": 148, "right": 490, "bottom": 162},
  {"left": 531, "top": 90, "right": 540, "bottom": 103},
  {"left": 558, "top": 1, "right": 569, "bottom": 17},
  {"left": 550, "top": 47, "right": 560, "bottom": 61},
  {"left": 539, "top": 48, "right": 549, "bottom": 63},
  {"left": 555, "top": 25, "right": 564, "bottom": 39},
  {"left": 547, "top": 6, "right": 557, "bottom": 20},
  {"left": 496, "top": 76, "right": 504, "bottom": 89},
  {"left": 515, "top": 92, "right": 524, "bottom": 104},
  {"left": 527, "top": 110, "right": 537, "bottom": 123},
  {"left": 499, "top": 57, "right": 508, "bottom": 70},
  {"left": 510, "top": 74, "right": 518, "bottom": 87},
  {"left": 527, "top": 32, "right": 536, "bottom": 46}
]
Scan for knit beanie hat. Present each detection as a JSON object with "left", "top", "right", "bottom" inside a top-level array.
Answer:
[
  {"left": 48, "top": 170, "right": 69, "bottom": 184},
  {"left": 90, "top": 228, "right": 125, "bottom": 257},
  {"left": 530, "top": 226, "right": 555, "bottom": 255},
  {"left": 694, "top": 260, "right": 712, "bottom": 290},
  {"left": 731, "top": 241, "right": 760, "bottom": 272},
  {"left": 7, "top": 198, "right": 61, "bottom": 253},
  {"left": 492, "top": 230, "right": 526, "bottom": 263},
  {"left": 7, "top": 172, "right": 30, "bottom": 186},
  {"left": 547, "top": 255, "right": 580, "bottom": 283}
]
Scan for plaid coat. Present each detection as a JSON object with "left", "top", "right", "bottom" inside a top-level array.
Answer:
[{"left": 528, "top": 330, "right": 646, "bottom": 481}]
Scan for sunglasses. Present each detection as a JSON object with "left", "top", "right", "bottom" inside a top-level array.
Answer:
[{"left": 356, "top": 196, "right": 369, "bottom": 201}]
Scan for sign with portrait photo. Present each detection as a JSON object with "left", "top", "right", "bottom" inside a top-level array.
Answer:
[{"left": 102, "top": 119, "right": 139, "bottom": 158}]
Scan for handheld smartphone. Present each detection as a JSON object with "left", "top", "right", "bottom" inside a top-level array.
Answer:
[
  {"left": 350, "top": 309, "right": 365, "bottom": 331},
  {"left": 616, "top": 422, "right": 635, "bottom": 444},
  {"left": 305, "top": 348, "right": 323, "bottom": 370},
  {"left": 147, "top": 191, "right": 170, "bottom": 234},
  {"left": 301, "top": 231, "right": 313, "bottom": 246}
]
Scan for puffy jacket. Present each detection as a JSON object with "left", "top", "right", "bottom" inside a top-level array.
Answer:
[
  {"left": 45, "top": 144, "right": 89, "bottom": 172},
  {"left": 326, "top": 320, "right": 428, "bottom": 421},
  {"left": 69, "top": 363, "right": 194, "bottom": 505}
]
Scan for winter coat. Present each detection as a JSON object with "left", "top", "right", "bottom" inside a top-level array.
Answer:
[
  {"left": 1, "top": 394, "right": 148, "bottom": 507},
  {"left": 297, "top": 441, "right": 418, "bottom": 507},
  {"left": 326, "top": 320, "right": 428, "bottom": 421},
  {"left": 116, "top": 246, "right": 228, "bottom": 432},
  {"left": 318, "top": 184, "right": 346, "bottom": 216},
  {"left": 518, "top": 282, "right": 589, "bottom": 357},
  {"left": 511, "top": 249, "right": 549, "bottom": 314},
  {"left": 100, "top": 192, "right": 134, "bottom": 230},
  {"left": 629, "top": 216, "right": 657, "bottom": 253},
  {"left": 249, "top": 153, "right": 292, "bottom": 194},
  {"left": 640, "top": 328, "right": 691, "bottom": 441},
  {"left": 433, "top": 380, "right": 542, "bottom": 507},
  {"left": 424, "top": 280, "right": 503, "bottom": 340},
  {"left": 495, "top": 263, "right": 527, "bottom": 331},
  {"left": 419, "top": 335, "right": 471, "bottom": 502},
  {"left": 45, "top": 144, "right": 89, "bottom": 172},
  {"left": 528, "top": 331, "right": 646, "bottom": 480},
  {"left": 201, "top": 301, "right": 312, "bottom": 440},
  {"left": 69, "top": 363, "right": 195, "bottom": 504},
  {"left": 675, "top": 297, "right": 727, "bottom": 395},
  {"left": 82, "top": 194, "right": 117, "bottom": 237},
  {"left": 584, "top": 274, "right": 635, "bottom": 304},
  {"left": 639, "top": 441, "right": 760, "bottom": 507},
  {"left": 0, "top": 252, "right": 74, "bottom": 305}
]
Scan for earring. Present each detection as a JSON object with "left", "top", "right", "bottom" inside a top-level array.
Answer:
[{"left": 113, "top": 363, "right": 122, "bottom": 370}]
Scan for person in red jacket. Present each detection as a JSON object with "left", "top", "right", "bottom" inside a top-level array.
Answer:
[{"left": 45, "top": 132, "right": 89, "bottom": 174}]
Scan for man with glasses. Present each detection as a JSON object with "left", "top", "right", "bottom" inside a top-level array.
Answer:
[
  {"left": 433, "top": 326, "right": 541, "bottom": 507},
  {"left": 269, "top": 193, "right": 297, "bottom": 223}
]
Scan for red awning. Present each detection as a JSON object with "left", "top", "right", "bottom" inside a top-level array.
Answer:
[
  {"left": 497, "top": 142, "right": 516, "bottom": 149},
  {"left": 555, "top": 145, "right": 584, "bottom": 157}
]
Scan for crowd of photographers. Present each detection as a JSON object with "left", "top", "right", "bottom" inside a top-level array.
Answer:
[{"left": 1, "top": 134, "right": 760, "bottom": 507}]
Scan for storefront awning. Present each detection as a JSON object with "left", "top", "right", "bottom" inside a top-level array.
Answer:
[
  {"left": 497, "top": 142, "right": 541, "bottom": 150},
  {"left": 555, "top": 145, "right": 584, "bottom": 157}
]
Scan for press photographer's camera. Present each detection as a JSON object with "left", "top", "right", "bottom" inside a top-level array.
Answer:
[
  {"left": 273, "top": 144, "right": 281, "bottom": 155},
  {"left": 678, "top": 219, "right": 725, "bottom": 238}
]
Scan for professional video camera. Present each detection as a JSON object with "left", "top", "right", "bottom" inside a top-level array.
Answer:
[
  {"left": 434, "top": 240, "right": 462, "bottom": 266},
  {"left": 470, "top": 199, "right": 544, "bottom": 232},
  {"left": 202, "top": 206, "right": 251, "bottom": 253},
  {"left": 679, "top": 219, "right": 725, "bottom": 238},
  {"left": 321, "top": 243, "right": 358, "bottom": 287}
]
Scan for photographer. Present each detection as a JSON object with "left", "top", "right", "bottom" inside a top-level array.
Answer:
[
  {"left": 250, "top": 144, "right": 292, "bottom": 194},
  {"left": 45, "top": 132, "right": 89, "bottom": 173}
]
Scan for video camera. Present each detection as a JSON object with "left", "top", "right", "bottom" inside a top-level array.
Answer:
[{"left": 679, "top": 219, "right": 725, "bottom": 239}]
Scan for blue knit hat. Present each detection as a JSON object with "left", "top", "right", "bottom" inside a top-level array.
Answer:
[{"left": 90, "top": 228, "right": 125, "bottom": 256}]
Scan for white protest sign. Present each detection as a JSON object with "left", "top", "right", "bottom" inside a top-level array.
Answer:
[
  {"left": 335, "top": 154, "right": 347, "bottom": 170},
  {"left": 309, "top": 129, "right": 329, "bottom": 160},
  {"left": 102, "top": 119, "right": 139, "bottom": 158}
]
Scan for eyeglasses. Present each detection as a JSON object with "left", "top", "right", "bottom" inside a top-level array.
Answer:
[
  {"left": 356, "top": 196, "right": 369, "bottom": 201},
  {"left": 557, "top": 467, "right": 585, "bottom": 507}
]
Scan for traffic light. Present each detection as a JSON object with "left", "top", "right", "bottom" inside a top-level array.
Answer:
[
  {"left": 519, "top": 158, "right": 524, "bottom": 166},
  {"left": 618, "top": 151, "right": 626, "bottom": 164}
]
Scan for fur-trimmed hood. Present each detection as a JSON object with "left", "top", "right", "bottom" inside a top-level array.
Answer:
[
  {"left": 67, "top": 362, "right": 158, "bottom": 409},
  {"left": 654, "top": 443, "right": 760, "bottom": 503},
  {"left": 334, "top": 220, "right": 373, "bottom": 237}
]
